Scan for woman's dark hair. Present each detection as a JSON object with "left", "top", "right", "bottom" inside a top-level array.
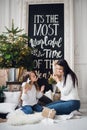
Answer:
[{"left": 56, "top": 59, "right": 78, "bottom": 87}]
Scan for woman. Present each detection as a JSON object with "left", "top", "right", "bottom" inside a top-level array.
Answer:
[
  {"left": 46, "top": 59, "right": 80, "bottom": 115},
  {"left": 21, "top": 71, "right": 44, "bottom": 114}
]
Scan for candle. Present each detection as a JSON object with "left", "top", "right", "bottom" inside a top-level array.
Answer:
[
  {"left": 52, "top": 60, "right": 58, "bottom": 74},
  {"left": 52, "top": 60, "right": 55, "bottom": 74}
]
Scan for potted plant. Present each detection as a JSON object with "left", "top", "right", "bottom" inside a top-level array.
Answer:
[
  {"left": 0, "top": 20, "right": 33, "bottom": 81},
  {"left": 0, "top": 85, "right": 7, "bottom": 102}
]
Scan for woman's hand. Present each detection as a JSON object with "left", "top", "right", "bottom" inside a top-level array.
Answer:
[
  {"left": 40, "top": 85, "right": 45, "bottom": 93},
  {"left": 52, "top": 74, "right": 60, "bottom": 83}
]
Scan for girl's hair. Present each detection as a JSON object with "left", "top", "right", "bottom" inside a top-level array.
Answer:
[
  {"left": 56, "top": 59, "right": 78, "bottom": 87},
  {"left": 23, "top": 74, "right": 29, "bottom": 82},
  {"left": 23, "top": 71, "right": 40, "bottom": 91}
]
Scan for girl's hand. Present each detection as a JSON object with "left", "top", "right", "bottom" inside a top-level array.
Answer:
[
  {"left": 23, "top": 87, "right": 29, "bottom": 94},
  {"left": 40, "top": 85, "right": 45, "bottom": 93},
  {"left": 23, "top": 83, "right": 31, "bottom": 93}
]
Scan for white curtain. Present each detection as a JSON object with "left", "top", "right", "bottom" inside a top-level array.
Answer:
[
  {"left": 0, "top": 0, "right": 28, "bottom": 33},
  {"left": 74, "top": 0, "right": 87, "bottom": 60}
]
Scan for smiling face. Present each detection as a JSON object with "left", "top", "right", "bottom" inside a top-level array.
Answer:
[
  {"left": 55, "top": 64, "right": 64, "bottom": 77},
  {"left": 29, "top": 71, "right": 37, "bottom": 82}
]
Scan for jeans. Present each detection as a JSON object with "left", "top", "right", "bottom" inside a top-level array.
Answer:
[
  {"left": 46, "top": 100, "right": 80, "bottom": 115},
  {"left": 21, "top": 104, "right": 43, "bottom": 114}
]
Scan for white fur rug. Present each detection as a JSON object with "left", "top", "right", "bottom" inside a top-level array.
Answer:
[
  {"left": 7, "top": 109, "right": 82, "bottom": 126},
  {"left": 7, "top": 109, "right": 43, "bottom": 125}
]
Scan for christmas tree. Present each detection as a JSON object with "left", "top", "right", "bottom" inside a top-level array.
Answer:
[{"left": 0, "top": 20, "right": 33, "bottom": 70}]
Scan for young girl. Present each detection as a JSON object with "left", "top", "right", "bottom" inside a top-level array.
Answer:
[
  {"left": 46, "top": 59, "right": 80, "bottom": 115},
  {"left": 21, "top": 71, "right": 45, "bottom": 114}
]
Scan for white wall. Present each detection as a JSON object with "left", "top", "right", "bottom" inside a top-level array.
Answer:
[{"left": 74, "top": 0, "right": 87, "bottom": 112}]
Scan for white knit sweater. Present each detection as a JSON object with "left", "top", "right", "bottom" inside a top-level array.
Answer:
[
  {"left": 56, "top": 74, "right": 80, "bottom": 101},
  {"left": 21, "top": 82, "right": 43, "bottom": 106}
]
